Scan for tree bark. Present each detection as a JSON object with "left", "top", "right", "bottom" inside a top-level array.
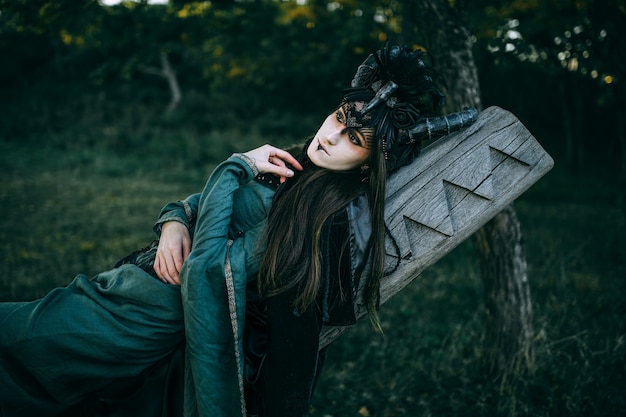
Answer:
[
  {"left": 475, "top": 205, "right": 533, "bottom": 372},
  {"left": 407, "top": 0, "right": 534, "bottom": 373}
]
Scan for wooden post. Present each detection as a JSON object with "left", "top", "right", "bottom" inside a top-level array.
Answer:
[{"left": 320, "top": 106, "right": 554, "bottom": 348}]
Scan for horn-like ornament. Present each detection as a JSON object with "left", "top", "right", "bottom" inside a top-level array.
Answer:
[
  {"left": 363, "top": 80, "right": 399, "bottom": 113},
  {"left": 406, "top": 107, "right": 479, "bottom": 143}
]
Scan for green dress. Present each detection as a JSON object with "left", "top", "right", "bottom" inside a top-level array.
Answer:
[
  {"left": 0, "top": 156, "right": 273, "bottom": 416},
  {"left": 0, "top": 155, "right": 373, "bottom": 417}
]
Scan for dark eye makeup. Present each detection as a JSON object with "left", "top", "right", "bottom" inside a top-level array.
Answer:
[{"left": 336, "top": 108, "right": 365, "bottom": 147}]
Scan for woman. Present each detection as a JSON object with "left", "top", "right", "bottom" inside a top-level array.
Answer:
[{"left": 0, "top": 44, "right": 477, "bottom": 417}]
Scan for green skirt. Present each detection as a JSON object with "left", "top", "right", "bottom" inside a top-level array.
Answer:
[{"left": 0, "top": 264, "right": 184, "bottom": 416}]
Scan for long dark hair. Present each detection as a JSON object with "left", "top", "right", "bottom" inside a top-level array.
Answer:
[
  {"left": 258, "top": 44, "right": 451, "bottom": 329},
  {"left": 258, "top": 141, "right": 388, "bottom": 326}
]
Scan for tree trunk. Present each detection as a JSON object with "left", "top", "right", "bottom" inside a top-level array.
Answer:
[
  {"left": 407, "top": 0, "right": 534, "bottom": 373},
  {"left": 475, "top": 205, "right": 533, "bottom": 372},
  {"left": 138, "top": 51, "right": 182, "bottom": 114},
  {"left": 401, "top": 0, "right": 481, "bottom": 113}
]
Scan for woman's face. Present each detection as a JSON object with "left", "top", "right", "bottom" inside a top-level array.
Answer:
[{"left": 307, "top": 102, "right": 374, "bottom": 171}]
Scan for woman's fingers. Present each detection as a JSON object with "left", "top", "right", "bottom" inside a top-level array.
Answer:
[
  {"left": 156, "top": 255, "right": 173, "bottom": 285},
  {"left": 267, "top": 156, "right": 292, "bottom": 183},
  {"left": 154, "top": 221, "right": 191, "bottom": 285},
  {"left": 243, "top": 145, "right": 303, "bottom": 182},
  {"left": 270, "top": 147, "right": 303, "bottom": 171},
  {"left": 155, "top": 251, "right": 179, "bottom": 285}
]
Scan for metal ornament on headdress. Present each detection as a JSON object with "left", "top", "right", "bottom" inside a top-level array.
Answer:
[
  {"left": 362, "top": 81, "right": 399, "bottom": 113},
  {"left": 405, "top": 107, "right": 479, "bottom": 143}
]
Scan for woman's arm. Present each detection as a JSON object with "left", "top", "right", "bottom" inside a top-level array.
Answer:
[
  {"left": 180, "top": 145, "right": 302, "bottom": 417},
  {"left": 154, "top": 193, "right": 201, "bottom": 235}
]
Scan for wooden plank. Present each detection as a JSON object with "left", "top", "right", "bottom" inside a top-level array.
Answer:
[{"left": 319, "top": 106, "right": 554, "bottom": 347}]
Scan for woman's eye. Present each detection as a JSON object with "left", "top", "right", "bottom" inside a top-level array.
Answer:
[
  {"left": 336, "top": 110, "right": 344, "bottom": 123},
  {"left": 349, "top": 132, "right": 360, "bottom": 145}
]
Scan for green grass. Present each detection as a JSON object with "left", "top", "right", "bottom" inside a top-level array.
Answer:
[
  {"left": 0, "top": 139, "right": 204, "bottom": 300},
  {"left": 1, "top": 134, "right": 625, "bottom": 416}
]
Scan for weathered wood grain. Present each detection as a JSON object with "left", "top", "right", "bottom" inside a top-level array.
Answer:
[{"left": 320, "top": 106, "right": 554, "bottom": 347}]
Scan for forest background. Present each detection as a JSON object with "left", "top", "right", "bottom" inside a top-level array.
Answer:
[{"left": 0, "top": 0, "right": 625, "bottom": 416}]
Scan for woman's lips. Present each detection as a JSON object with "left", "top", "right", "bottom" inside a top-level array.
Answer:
[{"left": 317, "top": 141, "right": 330, "bottom": 156}]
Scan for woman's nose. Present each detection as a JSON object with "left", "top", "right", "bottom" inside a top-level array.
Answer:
[{"left": 326, "top": 127, "right": 343, "bottom": 144}]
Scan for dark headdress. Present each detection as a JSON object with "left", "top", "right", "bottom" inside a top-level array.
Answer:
[{"left": 343, "top": 44, "right": 479, "bottom": 172}]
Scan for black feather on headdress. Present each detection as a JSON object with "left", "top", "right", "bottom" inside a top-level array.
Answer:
[{"left": 343, "top": 44, "right": 478, "bottom": 172}]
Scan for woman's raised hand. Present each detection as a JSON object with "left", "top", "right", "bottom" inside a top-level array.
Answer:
[
  {"left": 154, "top": 221, "right": 191, "bottom": 285},
  {"left": 243, "top": 144, "right": 303, "bottom": 183}
]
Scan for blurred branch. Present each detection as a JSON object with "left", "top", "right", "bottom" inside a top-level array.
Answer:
[{"left": 138, "top": 51, "right": 182, "bottom": 114}]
